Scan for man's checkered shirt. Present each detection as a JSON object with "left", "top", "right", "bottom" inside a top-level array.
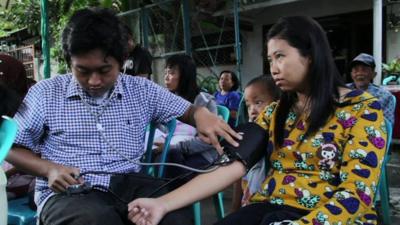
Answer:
[{"left": 13, "top": 74, "right": 191, "bottom": 213}]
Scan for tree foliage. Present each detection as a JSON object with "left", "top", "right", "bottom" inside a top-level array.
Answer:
[{"left": 0, "top": 0, "right": 125, "bottom": 73}]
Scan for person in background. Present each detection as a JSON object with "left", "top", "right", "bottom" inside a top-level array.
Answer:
[
  {"left": 347, "top": 53, "right": 395, "bottom": 125},
  {"left": 122, "top": 24, "right": 153, "bottom": 79},
  {"left": 214, "top": 70, "right": 241, "bottom": 127},
  {"left": 128, "top": 15, "right": 386, "bottom": 225},
  {"left": 156, "top": 54, "right": 219, "bottom": 179},
  {"left": 231, "top": 75, "right": 281, "bottom": 212},
  {"left": 0, "top": 54, "right": 36, "bottom": 209},
  {"left": 6, "top": 8, "right": 239, "bottom": 225},
  {"left": 0, "top": 54, "right": 29, "bottom": 99}
]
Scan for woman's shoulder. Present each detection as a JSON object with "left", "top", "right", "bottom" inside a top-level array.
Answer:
[{"left": 341, "top": 88, "right": 378, "bottom": 105}]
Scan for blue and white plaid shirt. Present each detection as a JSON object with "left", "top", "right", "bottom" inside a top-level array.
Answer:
[
  {"left": 347, "top": 83, "right": 395, "bottom": 125},
  {"left": 13, "top": 74, "right": 191, "bottom": 213}
]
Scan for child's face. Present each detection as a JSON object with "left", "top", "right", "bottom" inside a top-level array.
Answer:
[{"left": 244, "top": 83, "right": 274, "bottom": 122}]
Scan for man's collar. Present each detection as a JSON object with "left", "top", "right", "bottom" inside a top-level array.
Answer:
[{"left": 66, "top": 73, "right": 124, "bottom": 99}]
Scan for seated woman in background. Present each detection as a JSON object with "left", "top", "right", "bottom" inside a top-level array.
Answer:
[
  {"left": 155, "top": 54, "right": 219, "bottom": 179},
  {"left": 231, "top": 75, "right": 281, "bottom": 212},
  {"left": 129, "top": 15, "right": 387, "bottom": 225},
  {"left": 214, "top": 70, "right": 241, "bottom": 127}
]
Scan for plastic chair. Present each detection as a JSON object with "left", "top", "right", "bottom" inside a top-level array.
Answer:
[
  {"left": 142, "top": 119, "right": 177, "bottom": 178},
  {"left": 235, "top": 94, "right": 247, "bottom": 127},
  {"left": 374, "top": 118, "right": 392, "bottom": 225},
  {"left": 1, "top": 116, "right": 18, "bottom": 225},
  {"left": 217, "top": 105, "right": 230, "bottom": 122},
  {"left": 193, "top": 106, "right": 228, "bottom": 225}
]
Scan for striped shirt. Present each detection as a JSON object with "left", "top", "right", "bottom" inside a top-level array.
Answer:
[{"left": 13, "top": 74, "right": 191, "bottom": 213}]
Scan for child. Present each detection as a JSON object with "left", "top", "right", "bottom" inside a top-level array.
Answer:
[
  {"left": 214, "top": 70, "right": 241, "bottom": 127},
  {"left": 231, "top": 75, "right": 281, "bottom": 211}
]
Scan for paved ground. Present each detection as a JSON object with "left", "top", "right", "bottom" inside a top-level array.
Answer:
[{"left": 200, "top": 145, "right": 400, "bottom": 225}]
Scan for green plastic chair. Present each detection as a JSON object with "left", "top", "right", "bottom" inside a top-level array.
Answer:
[
  {"left": 193, "top": 106, "right": 228, "bottom": 225},
  {"left": 374, "top": 118, "right": 393, "bottom": 225},
  {"left": 143, "top": 119, "right": 177, "bottom": 178}
]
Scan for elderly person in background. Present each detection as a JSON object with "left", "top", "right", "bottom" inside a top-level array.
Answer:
[{"left": 347, "top": 53, "right": 395, "bottom": 125}]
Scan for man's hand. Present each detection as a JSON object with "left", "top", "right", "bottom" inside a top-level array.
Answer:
[
  {"left": 193, "top": 107, "right": 242, "bottom": 153},
  {"left": 128, "top": 198, "right": 167, "bottom": 225},
  {"left": 46, "top": 164, "right": 81, "bottom": 193}
]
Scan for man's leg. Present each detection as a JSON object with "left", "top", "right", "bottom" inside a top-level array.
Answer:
[
  {"left": 159, "top": 206, "right": 193, "bottom": 225},
  {"left": 40, "top": 191, "right": 127, "bottom": 225}
]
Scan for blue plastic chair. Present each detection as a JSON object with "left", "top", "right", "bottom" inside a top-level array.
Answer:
[
  {"left": 0, "top": 116, "right": 18, "bottom": 163},
  {"left": 143, "top": 119, "right": 177, "bottom": 178},
  {"left": 374, "top": 118, "right": 392, "bottom": 225},
  {"left": 235, "top": 94, "right": 247, "bottom": 127},
  {"left": 192, "top": 106, "right": 228, "bottom": 225},
  {"left": 1, "top": 116, "right": 18, "bottom": 225},
  {"left": 2, "top": 116, "right": 36, "bottom": 225}
]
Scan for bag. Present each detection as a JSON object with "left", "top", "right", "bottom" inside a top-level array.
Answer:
[{"left": 108, "top": 173, "right": 175, "bottom": 203}]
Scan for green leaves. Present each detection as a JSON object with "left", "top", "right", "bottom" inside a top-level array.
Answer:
[{"left": 382, "top": 58, "right": 400, "bottom": 74}]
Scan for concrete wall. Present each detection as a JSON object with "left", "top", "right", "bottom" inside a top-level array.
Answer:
[{"left": 387, "top": 3, "right": 400, "bottom": 61}]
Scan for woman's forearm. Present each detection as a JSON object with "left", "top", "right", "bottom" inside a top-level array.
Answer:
[{"left": 158, "top": 161, "right": 246, "bottom": 212}]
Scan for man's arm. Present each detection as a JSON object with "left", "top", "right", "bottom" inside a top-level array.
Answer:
[
  {"left": 6, "top": 146, "right": 81, "bottom": 193},
  {"left": 178, "top": 105, "right": 241, "bottom": 152}
]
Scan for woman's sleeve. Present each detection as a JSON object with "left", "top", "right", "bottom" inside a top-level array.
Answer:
[
  {"left": 227, "top": 91, "right": 242, "bottom": 111},
  {"left": 293, "top": 98, "right": 387, "bottom": 225}
]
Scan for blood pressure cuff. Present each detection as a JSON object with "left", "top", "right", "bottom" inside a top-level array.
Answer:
[{"left": 221, "top": 122, "right": 269, "bottom": 171}]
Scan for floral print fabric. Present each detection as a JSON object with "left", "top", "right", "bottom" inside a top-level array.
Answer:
[{"left": 251, "top": 90, "right": 387, "bottom": 225}]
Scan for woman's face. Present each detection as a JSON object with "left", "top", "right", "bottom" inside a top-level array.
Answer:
[
  {"left": 267, "top": 38, "right": 310, "bottom": 93},
  {"left": 164, "top": 66, "right": 180, "bottom": 92},
  {"left": 219, "top": 72, "right": 234, "bottom": 92}
]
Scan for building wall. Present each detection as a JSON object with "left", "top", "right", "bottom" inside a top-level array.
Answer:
[{"left": 387, "top": 3, "right": 400, "bottom": 61}]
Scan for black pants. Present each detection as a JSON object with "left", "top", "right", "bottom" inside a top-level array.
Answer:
[
  {"left": 215, "top": 202, "right": 309, "bottom": 225},
  {"left": 40, "top": 174, "right": 192, "bottom": 225}
]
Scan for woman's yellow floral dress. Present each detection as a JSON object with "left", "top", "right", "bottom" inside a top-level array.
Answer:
[{"left": 251, "top": 89, "right": 387, "bottom": 225}]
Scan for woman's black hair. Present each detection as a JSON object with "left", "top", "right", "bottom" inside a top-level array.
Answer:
[
  {"left": 267, "top": 16, "right": 344, "bottom": 146},
  {"left": 62, "top": 7, "right": 129, "bottom": 68},
  {"left": 0, "top": 83, "right": 20, "bottom": 118},
  {"left": 166, "top": 54, "right": 199, "bottom": 103},
  {"left": 219, "top": 70, "right": 239, "bottom": 92},
  {"left": 246, "top": 75, "right": 281, "bottom": 101}
]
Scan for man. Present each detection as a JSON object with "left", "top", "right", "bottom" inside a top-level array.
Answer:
[
  {"left": 348, "top": 53, "right": 395, "bottom": 125},
  {"left": 6, "top": 8, "right": 240, "bottom": 225},
  {"left": 123, "top": 25, "right": 153, "bottom": 79}
]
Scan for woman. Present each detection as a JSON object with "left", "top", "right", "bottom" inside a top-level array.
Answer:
[
  {"left": 155, "top": 54, "right": 219, "bottom": 178},
  {"left": 215, "top": 70, "right": 241, "bottom": 127},
  {"left": 129, "top": 16, "right": 386, "bottom": 225}
]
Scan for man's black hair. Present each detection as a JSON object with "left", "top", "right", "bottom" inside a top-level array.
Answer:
[{"left": 62, "top": 7, "right": 129, "bottom": 67}]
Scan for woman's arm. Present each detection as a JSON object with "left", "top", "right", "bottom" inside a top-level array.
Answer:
[{"left": 128, "top": 161, "right": 246, "bottom": 225}]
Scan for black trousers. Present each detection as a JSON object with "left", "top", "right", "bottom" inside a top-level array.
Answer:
[
  {"left": 215, "top": 202, "right": 309, "bottom": 225},
  {"left": 40, "top": 174, "right": 192, "bottom": 225}
]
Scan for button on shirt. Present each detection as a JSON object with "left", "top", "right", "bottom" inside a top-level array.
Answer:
[{"left": 13, "top": 74, "right": 191, "bottom": 214}]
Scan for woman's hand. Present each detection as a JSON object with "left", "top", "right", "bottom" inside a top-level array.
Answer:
[
  {"left": 46, "top": 164, "right": 81, "bottom": 193},
  {"left": 128, "top": 198, "right": 167, "bottom": 225}
]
